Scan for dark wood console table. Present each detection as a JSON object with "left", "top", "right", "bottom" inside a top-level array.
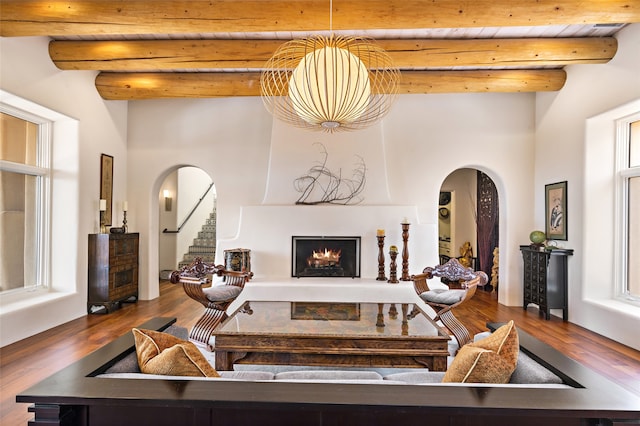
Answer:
[
  {"left": 520, "top": 245, "right": 573, "bottom": 320},
  {"left": 88, "top": 233, "right": 139, "bottom": 314}
]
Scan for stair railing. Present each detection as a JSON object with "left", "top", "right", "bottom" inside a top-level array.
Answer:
[{"left": 163, "top": 182, "right": 214, "bottom": 234}]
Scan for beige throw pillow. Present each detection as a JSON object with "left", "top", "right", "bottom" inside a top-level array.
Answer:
[
  {"left": 132, "top": 328, "right": 219, "bottom": 377},
  {"left": 443, "top": 320, "right": 519, "bottom": 383}
]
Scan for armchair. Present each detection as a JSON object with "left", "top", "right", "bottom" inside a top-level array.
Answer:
[
  {"left": 170, "top": 258, "right": 253, "bottom": 350},
  {"left": 410, "top": 258, "right": 488, "bottom": 348}
]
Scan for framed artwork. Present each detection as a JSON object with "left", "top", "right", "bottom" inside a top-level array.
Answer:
[
  {"left": 100, "top": 154, "right": 114, "bottom": 226},
  {"left": 545, "top": 181, "right": 567, "bottom": 240}
]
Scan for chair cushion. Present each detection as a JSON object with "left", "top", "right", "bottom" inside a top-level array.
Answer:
[
  {"left": 203, "top": 285, "right": 242, "bottom": 303},
  {"left": 419, "top": 289, "right": 465, "bottom": 305},
  {"left": 275, "top": 370, "right": 383, "bottom": 381},
  {"left": 510, "top": 351, "right": 563, "bottom": 384},
  {"left": 132, "top": 328, "right": 219, "bottom": 377},
  {"left": 442, "top": 320, "right": 519, "bottom": 383}
]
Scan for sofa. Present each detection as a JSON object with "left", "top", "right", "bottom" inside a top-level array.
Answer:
[
  {"left": 17, "top": 317, "right": 640, "bottom": 426},
  {"left": 99, "top": 323, "right": 569, "bottom": 388}
]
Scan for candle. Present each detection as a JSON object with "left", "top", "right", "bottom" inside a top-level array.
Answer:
[
  {"left": 99, "top": 199, "right": 107, "bottom": 211},
  {"left": 123, "top": 201, "right": 128, "bottom": 211},
  {"left": 401, "top": 217, "right": 410, "bottom": 224},
  {"left": 376, "top": 229, "right": 385, "bottom": 237}
]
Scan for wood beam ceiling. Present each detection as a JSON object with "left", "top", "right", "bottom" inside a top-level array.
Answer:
[
  {"left": 1, "top": 1, "right": 637, "bottom": 36},
  {"left": 95, "top": 69, "right": 567, "bottom": 100},
  {"left": 1, "top": 1, "right": 637, "bottom": 100},
  {"left": 49, "top": 38, "right": 617, "bottom": 71}
]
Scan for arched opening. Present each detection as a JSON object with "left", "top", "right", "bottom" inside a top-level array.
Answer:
[
  {"left": 439, "top": 168, "right": 499, "bottom": 293},
  {"left": 158, "top": 166, "right": 216, "bottom": 280}
]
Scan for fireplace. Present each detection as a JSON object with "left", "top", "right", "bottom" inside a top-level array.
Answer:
[{"left": 292, "top": 236, "right": 361, "bottom": 278}]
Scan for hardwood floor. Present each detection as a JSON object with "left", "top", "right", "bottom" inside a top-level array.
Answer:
[{"left": 2, "top": 281, "right": 640, "bottom": 425}]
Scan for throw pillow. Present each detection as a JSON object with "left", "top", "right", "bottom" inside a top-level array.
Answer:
[
  {"left": 132, "top": 328, "right": 219, "bottom": 377},
  {"left": 442, "top": 345, "right": 516, "bottom": 383},
  {"left": 468, "top": 319, "right": 519, "bottom": 367},
  {"left": 442, "top": 320, "right": 519, "bottom": 383}
]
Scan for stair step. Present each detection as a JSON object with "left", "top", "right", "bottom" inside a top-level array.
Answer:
[
  {"left": 181, "top": 253, "right": 216, "bottom": 263},
  {"left": 188, "top": 246, "right": 216, "bottom": 254},
  {"left": 193, "top": 238, "right": 215, "bottom": 246}
]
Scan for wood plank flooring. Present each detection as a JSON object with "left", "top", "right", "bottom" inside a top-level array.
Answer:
[{"left": 2, "top": 281, "right": 639, "bottom": 425}]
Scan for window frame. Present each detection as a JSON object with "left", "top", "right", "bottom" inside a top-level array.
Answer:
[
  {"left": 0, "top": 105, "right": 52, "bottom": 293},
  {"left": 614, "top": 111, "right": 640, "bottom": 304}
]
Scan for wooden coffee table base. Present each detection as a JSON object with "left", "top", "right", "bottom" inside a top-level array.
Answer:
[{"left": 214, "top": 334, "right": 450, "bottom": 371}]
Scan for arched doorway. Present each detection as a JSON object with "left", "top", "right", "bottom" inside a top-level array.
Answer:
[
  {"left": 439, "top": 168, "right": 499, "bottom": 292},
  {"left": 158, "top": 166, "right": 215, "bottom": 280}
]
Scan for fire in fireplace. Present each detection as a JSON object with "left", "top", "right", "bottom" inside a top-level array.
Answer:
[{"left": 292, "top": 236, "right": 361, "bottom": 278}]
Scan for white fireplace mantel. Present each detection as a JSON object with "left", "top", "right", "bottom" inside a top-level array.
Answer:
[{"left": 216, "top": 205, "right": 439, "bottom": 280}]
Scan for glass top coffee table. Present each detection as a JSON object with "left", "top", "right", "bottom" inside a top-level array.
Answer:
[{"left": 213, "top": 301, "right": 450, "bottom": 371}]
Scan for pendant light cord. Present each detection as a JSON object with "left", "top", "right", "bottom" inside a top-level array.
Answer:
[{"left": 329, "top": 0, "right": 333, "bottom": 36}]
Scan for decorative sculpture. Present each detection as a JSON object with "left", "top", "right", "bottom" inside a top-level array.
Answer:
[
  {"left": 294, "top": 143, "right": 366, "bottom": 205},
  {"left": 491, "top": 247, "right": 499, "bottom": 292}
]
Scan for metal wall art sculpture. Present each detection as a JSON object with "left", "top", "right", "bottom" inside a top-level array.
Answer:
[{"left": 294, "top": 143, "right": 366, "bottom": 205}]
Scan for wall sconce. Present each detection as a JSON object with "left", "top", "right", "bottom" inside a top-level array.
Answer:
[{"left": 163, "top": 190, "right": 172, "bottom": 212}]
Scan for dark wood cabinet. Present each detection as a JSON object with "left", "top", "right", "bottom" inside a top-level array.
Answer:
[
  {"left": 88, "top": 233, "right": 139, "bottom": 314},
  {"left": 520, "top": 245, "right": 573, "bottom": 321}
]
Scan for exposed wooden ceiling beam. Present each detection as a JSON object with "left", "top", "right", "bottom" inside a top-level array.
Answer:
[
  {"left": 95, "top": 69, "right": 566, "bottom": 100},
  {"left": 49, "top": 37, "right": 617, "bottom": 71},
  {"left": 2, "top": 0, "right": 638, "bottom": 37}
]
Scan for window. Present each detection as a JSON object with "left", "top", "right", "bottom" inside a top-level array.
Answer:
[
  {"left": 0, "top": 109, "right": 51, "bottom": 293},
  {"left": 617, "top": 115, "right": 640, "bottom": 302}
]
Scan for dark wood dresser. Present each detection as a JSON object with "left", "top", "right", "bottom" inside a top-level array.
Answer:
[
  {"left": 520, "top": 245, "right": 573, "bottom": 321},
  {"left": 88, "top": 233, "right": 139, "bottom": 314}
]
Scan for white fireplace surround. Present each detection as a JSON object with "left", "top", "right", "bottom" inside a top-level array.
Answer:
[{"left": 217, "top": 205, "right": 435, "bottom": 280}]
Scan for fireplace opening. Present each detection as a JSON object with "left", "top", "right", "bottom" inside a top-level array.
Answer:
[{"left": 292, "top": 236, "right": 361, "bottom": 278}]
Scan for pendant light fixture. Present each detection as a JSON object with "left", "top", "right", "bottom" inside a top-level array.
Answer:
[{"left": 260, "top": 1, "right": 400, "bottom": 132}]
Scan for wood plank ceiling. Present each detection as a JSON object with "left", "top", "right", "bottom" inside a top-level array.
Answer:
[{"left": 1, "top": 1, "right": 638, "bottom": 100}]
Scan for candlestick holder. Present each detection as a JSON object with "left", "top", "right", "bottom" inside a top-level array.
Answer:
[
  {"left": 376, "top": 235, "right": 387, "bottom": 280},
  {"left": 401, "top": 222, "right": 410, "bottom": 281},
  {"left": 388, "top": 303, "right": 398, "bottom": 319},
  {"left": 376, "top": 303, "right": 385, "bottom": 329},
  {"left": 122, "top": 210, "right": 128, "bottom": 233},
  {"left": 99, "top": 211, "right": 107, "bottom": 234},
  {"left": 401, "top": 303, "right": 409, "bottom": 335},
  {"left": 388, "top": 249, "right": 399, "bottom": 283}
]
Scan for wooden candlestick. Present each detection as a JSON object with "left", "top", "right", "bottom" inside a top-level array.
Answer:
[
  {"left": 376, "top": 303, "right": 385, "bottom": 328},
  {"left": 99, "top": 211, "right": 107, "bottom": 234},
  {"left": 388, "top": 250, "right": 399, "bottom": 283},
  {"left": 376, "top": 235, "right": 387, "bottom": 281},
  {"left": 401, "top": 222, "right": 410, "bottom": 280},
  {"left": 401, "top": 303, "right": 409, "bottom": 336},
  {"left": 122, "top": 210, "right": 128, "bottom": 233}
]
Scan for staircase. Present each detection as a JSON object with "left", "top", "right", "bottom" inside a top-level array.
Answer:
[{"left": 178, "top": 210, "right": 217, "bottom": 269}]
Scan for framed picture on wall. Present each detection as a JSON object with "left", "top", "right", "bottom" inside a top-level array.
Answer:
[
  {"left": 545, "top": 181, "right": 567, "bottom": 240},
  {"left": 100, "top": 154, "right": 114, "bottom": 226}
]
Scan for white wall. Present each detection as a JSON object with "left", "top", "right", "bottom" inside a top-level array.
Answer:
[
  {"left": 158, "top": 171, "right": 178, "bottom": 271},
  {"left": 0, "top": 36, "right": 128, "bottom": 347},
  {"left": 176, "top": 167, "right": 215, "bottom": 266},
  {"left": 127, "top": 92, "right": 536, "bottom": 308},
  {"left": 442, "top": 169, "right": 479, "bottom": 257},
  {"left": 535, "top": 23, "right": 640, "bottom": 350}
]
